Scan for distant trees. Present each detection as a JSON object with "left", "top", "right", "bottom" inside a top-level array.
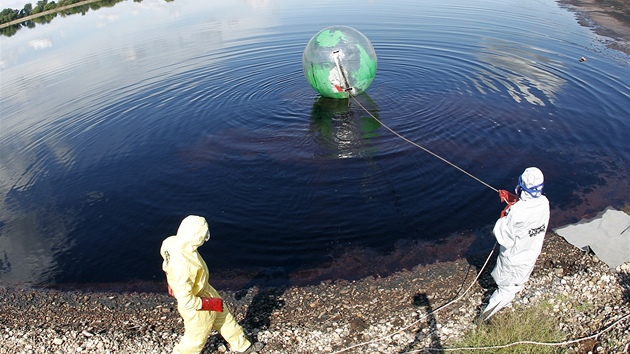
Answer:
[
  {"left": 0, "top": 9, "right": 19, "bottom": 24},
  {"left": 0, "top": 0, "right": 148, "bottom": 37}
]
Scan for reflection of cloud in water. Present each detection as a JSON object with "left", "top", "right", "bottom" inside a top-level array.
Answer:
[
  {"left": 241, "top": 0, "right": 271, "bottom": 9},
  {"left": 0, "top": 212, "right": 65, "bottom": 284},
  {"left": 473, "top": 38, "right": 566, "bottom": 106},
  {"left": 0, "top": 176, "right": 102, "bottom": 284},
  {"left": 0, "top": 130, "right": 93, "bottom": 284},
  {"left": 0, "top": 182, "right": 78, "bottom": 284},
  {"left": 120, "top": 47, "right": 139, "bottom": 62},
  {"left": 28, "top": 39, "right": 52, "bottom": 50}
]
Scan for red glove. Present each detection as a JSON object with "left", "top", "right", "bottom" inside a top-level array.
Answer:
[
  {"left": 498, "top": 190, "right": 518, "bottom": 218},
  {"left": 498, "top": 190, "right": 518, "bottom": 204},
  {"left": 200, "top": 297, "right": 223, "bottom": 312}
]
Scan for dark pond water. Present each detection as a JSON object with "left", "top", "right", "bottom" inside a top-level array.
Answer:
[{"left": 1, "top": 0, "right": 629, "bottom": 289}]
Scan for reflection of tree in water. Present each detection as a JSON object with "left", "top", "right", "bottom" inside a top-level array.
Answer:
[{"left": 0, "top": 0, "right": 143, "bottom": 37}]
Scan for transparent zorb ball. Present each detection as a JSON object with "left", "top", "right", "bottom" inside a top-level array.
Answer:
[{"left": 303, "top": 26, "right": 377, "bottom": 99}]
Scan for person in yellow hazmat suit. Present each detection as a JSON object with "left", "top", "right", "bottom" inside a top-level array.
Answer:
[
  {"left": 477, "top": 167, "right": 550, "bottom": 323},
  {"left": 160, "top": 215, "right": 265, "bottom": 354}
]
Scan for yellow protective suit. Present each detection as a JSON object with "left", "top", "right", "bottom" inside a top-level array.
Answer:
[{"left": 160, "top": 215, "right": 251, "bottom": 354}]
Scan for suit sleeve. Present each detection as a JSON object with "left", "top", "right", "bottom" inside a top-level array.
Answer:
[
  {"left": 167, "top": 264, "right": 202, "bottom": 311},
  {"left": 493, "top": 208, "right": 517, "bottom": 249}
]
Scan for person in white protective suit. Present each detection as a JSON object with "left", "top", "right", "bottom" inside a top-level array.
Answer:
[
  {"left": 479, "top": 167, "right": 550, "bottom": 322},
  {"left": 160, "top": 215, "right": 264, "bottom": 354}
]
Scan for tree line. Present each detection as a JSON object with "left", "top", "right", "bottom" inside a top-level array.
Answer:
[{"left": 0, "top": 0, "right": 173, "bottom": 37}]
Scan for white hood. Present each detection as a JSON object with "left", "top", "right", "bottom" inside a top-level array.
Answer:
[{"left": 518, "top": 167, "right": 544, "bottom": 201}]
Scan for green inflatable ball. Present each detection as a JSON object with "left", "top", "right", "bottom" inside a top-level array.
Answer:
[{"left": 303, "top": 26, "right": 377, "bottom": 99}]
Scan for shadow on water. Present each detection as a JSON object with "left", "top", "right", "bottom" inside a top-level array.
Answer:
[{"left": 398, "top": 293, "right": 442, "bottom": 353}]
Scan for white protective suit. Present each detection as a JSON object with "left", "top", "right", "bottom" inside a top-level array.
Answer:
[
  {"left": 481, "top": 167, "right": 550, "bottom": 320},
  {"left": 160, "top": 215, "right": 251, "bottom": 354}
]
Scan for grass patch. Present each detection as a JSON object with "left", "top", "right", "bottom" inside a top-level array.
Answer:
[
  {"left": 451, "top": 304, "right": 565, "bottom": 353},
  {"left": 549, "top": 294, "right": 591, "bottom": 312}
]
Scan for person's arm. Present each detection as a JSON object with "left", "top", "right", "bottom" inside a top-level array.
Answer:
[
  {"left": 167, "top": 270, "right": 222, "bottom": 312},
  {"left": 493, "top": 208, "right": 517, "bottom": 249},
  {"left": 168, "top": 270, "right": 202, "bottom": 311}
]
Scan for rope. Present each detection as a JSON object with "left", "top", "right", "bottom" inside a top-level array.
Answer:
[
  {"left": 350, "top": 96, "right": 498, "bottom": 193},
  {"left": 330, "top": 244, "right": 496, "bottom": 354},
  {"left": 416, "top": 313, "right": 630, "bottom": 352}
]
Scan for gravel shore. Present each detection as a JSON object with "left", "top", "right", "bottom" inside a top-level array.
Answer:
[{"left": 1, "top": 230, "right": 629, "bottom": 354}]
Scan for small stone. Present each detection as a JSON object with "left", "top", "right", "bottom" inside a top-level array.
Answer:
[{"left": 52, "top": 338, "right": 64, "bottom": 345}]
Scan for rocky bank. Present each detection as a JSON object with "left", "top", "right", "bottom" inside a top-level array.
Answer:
[{"left": 1, "top": 230, "right": 629, "bottom": 353}]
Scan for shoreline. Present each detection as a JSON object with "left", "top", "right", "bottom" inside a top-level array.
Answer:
[
  {"left": 557, "top": 0, "right": 630, "bottom": 54},
  {"left": 1, "top": 231, "right": 629, "bottom": 353}
]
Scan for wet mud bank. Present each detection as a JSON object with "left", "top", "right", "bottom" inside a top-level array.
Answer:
[{"left": 557, "top": 0, "right": 630, "bottom": 53}]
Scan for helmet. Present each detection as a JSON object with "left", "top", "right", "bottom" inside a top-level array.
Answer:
[{"left": 515, "top": 167, "right": 544, "bottom": 198}]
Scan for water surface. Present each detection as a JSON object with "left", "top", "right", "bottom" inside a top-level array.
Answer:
[{"left": 1, "top": 0, "right": 629, "bottom": 288}]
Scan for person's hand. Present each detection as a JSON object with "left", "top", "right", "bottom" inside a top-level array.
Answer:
[
  {"left": 168, "top": 285, "right": 174, "bottom": 297},
  {"left": 498, "top": 189, "right": 518, "bottom": 204},
  {"left": 200, "top": 297, "right": 223, "bottom": 312}
]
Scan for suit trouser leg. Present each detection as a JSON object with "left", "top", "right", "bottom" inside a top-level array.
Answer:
[
  {"left": 481, "top": 283, "right": 523, "bottom": 320},
  {"left": 213, "top": 309, "right": 251, "bottom": 352},
  {"left": 173, "top": 309, "right": 215, "bottom": 354}
]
